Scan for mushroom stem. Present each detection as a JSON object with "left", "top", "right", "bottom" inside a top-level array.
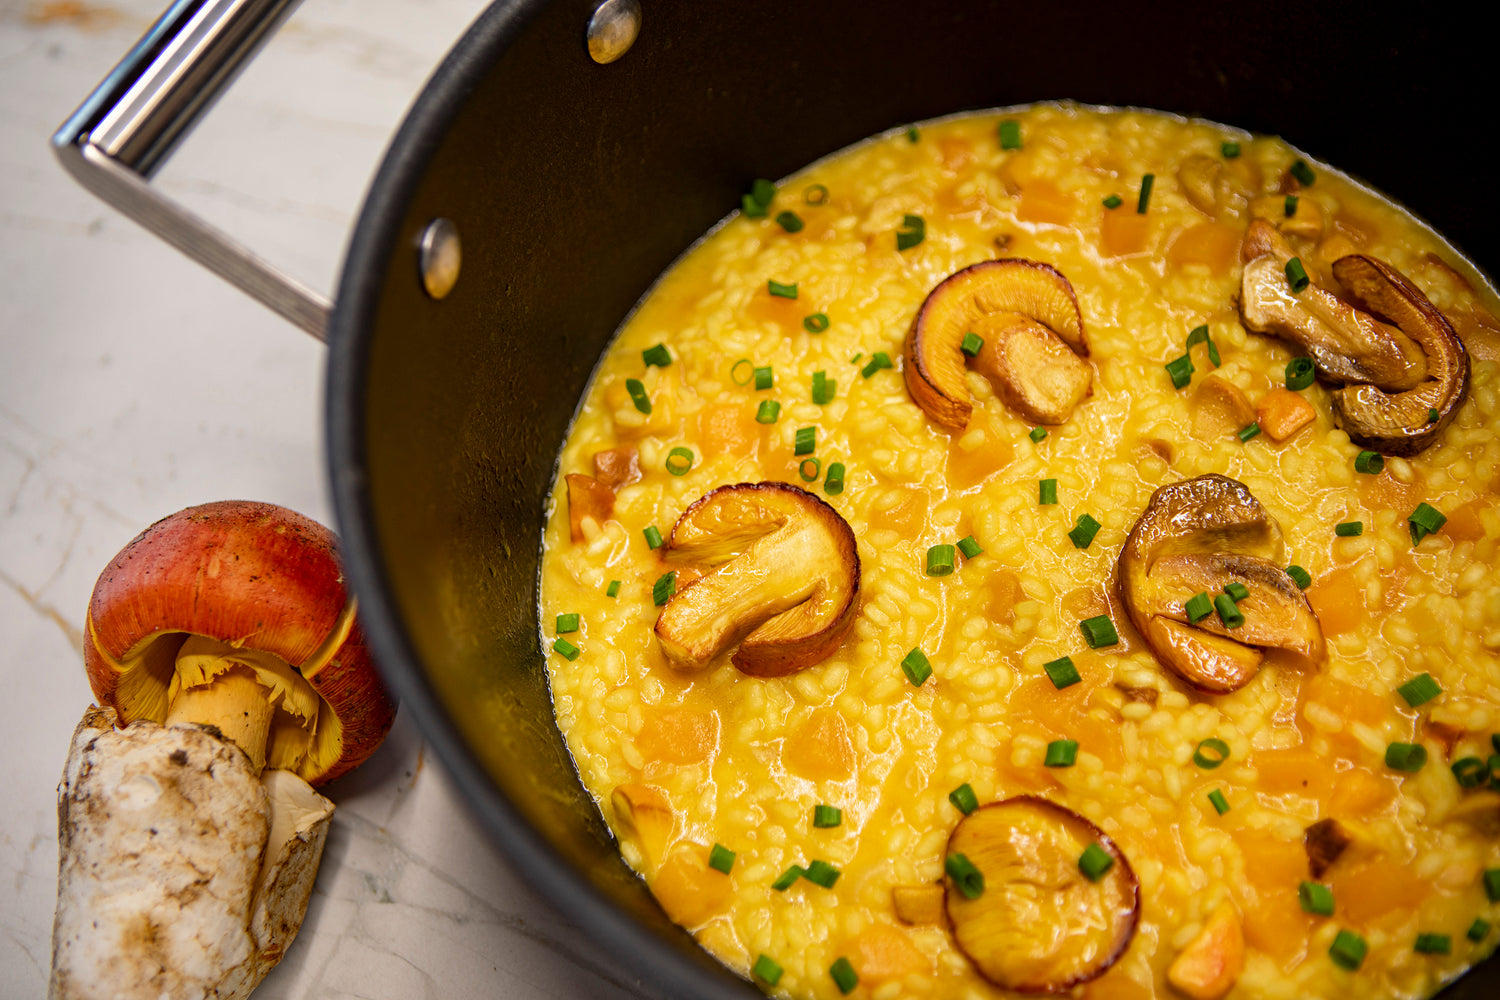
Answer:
[{"left": 165, "top": 668, "right": 274, "bottom": 774}]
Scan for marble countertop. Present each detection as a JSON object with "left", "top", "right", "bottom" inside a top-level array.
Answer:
[{"left": 1, "top": 2, "right": 644, "bottom": 997}]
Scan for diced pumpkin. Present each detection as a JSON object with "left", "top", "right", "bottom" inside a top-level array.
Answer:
[
  {"left": 1100, "top": 209, "right": 1151, "bottom": 258},
  {"left": 847, "top": 923, "right": 930, "bottom": 980},
  {"left": 1071, "top": 713, "right": 1125, "bottom": 771},
  {"left": 1328, "top": 766, "right": 1399, "bottom": 818},
  {"left": 651, "top": 845, "right": 733, "bottom": 927},
  {"left": 1190, "top": 375, "right": 1255, "bottom": 441},
  {"left": 1006, "top": 654, "right": 1107, "bottom": 735},
  {"left": 1255, "top": 388, "right": 1317, "bottom": 443},
  {"left": 1167, "top": 221, "right": 1241, "bottom": 274},
  {"left": 1328, "top": 856, "right": 1430, "bottom": 926},
  {"left": 946, "top": 409, "right": 1014, "bottom": 490},
  {"left": 984, "top": 569, "right": 1027, "bottom": 626},
  {"left": 893, "top": 885, "right": 947, "bottom": 925},
  {"left": 872, "top": 487, "right": 931, "bottom": 540},
  {"left": 1250, "top": 745, "right": 1337, "bottom": 802},
  {"left": 566, "top": 473, "right": 615, "bottom": 543},
  {"left": 635, "top": 707, "right": 720, "bottom": 766},
  {"left": 1167, "top": 902, "right": 1245, "bottom": 1000},
  {"left": 593, "top": 447, "right": 641, "bottom": 489},
  {"left": 1444, "top": 498, "right": 1488, "bottom": 542},
  {"left": 938, "top": 136, "right": 974, "bottom": 172},
  {"left": 611, "top": 784, "right": 676, "bottom": 868},
  {"left": 1300, "top": 674, "right": 1392, "bottom": 732},
  {"left": 744, "top": 283, "right": 811, "bottom": 328},
  {"left": 1233, "top": 829, "right": 1314, "bottom": 967},
  {"left": 1082, "top": 968, "right": 1153, "bottom": 1000},
  {"left": 697, "top": 403, "right": 759, "bottom": 460},
  {"left": 1304, "top": 565, "right": 1367, "bottom": 638},
  {"left": 1016, "top": 179, "right": 1075, "bottom": 227},
  {"left": 1358, "top": 469, "right": 1426, "bottom": 516},
  {"left": 782, "top": 709, "right": 855, "bottom": 782}
]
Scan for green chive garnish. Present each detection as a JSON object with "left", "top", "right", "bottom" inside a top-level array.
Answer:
[
  {"left": 804, "top": 183, "right": 828, "bottom": 205},
  {"left": 906, "top": 126, "right": 920, "bottom": 143},
  {"left": 901, "top": 647, "right": 933, "bottom": 686},
  {"left": 1079, "top": 843, "right": 1115, "bottom": 881},
  {"left": 1285, "top": 194, "right": 1299, "bottom": 217},
  {"left": 1044, "top": 655, "right": 1081, "bottom": 689},
  {"left": 625, "top": 377, "right": 652, "bottom": 414},
  {"left": 730, "top": 358, "right": 754, "bottom": 385},
  {"left": 1068, "top": 513, "right": 1102, "bottom": 549},
  {"left": 1285, "top": 257, "right": 1310, "bottom": 293},
  {"left": 1137, "top": 173, "right": 1155, "bottom": 213},
  {"left": 829, "top": 957, "right": 858, "bottom": 995},
  {"left": 556, "top": 613, "right": 580, "bottom": 634},
  {"left": 1223, "top": 581, "right": 1250, "bottom": 603},
  {"left": 708, "top": 843, "right": 736, "bottom": 873},
  {"left": 1237, "top": 422, "right": 1261, "bottom": 443},
  {"left": 643, "top": 525, "right": 664, "bottom": 549},
  {"left": 741, "top": 178, "right": 775, "bottom": 217},
  {"left": 1470, "top": 918, "right": 1493, "bottom": 941},
  {"left": 1286, "top": 565, "right": 1312, "bottom": 589},
  {"left": 1397, "top": 673, "right": 1443, "bottom": 707},
  {"left": 1484, "top": 868, "right": 1500, "bottom": 902},
  {"left": 1102, "top": 194, "right": 1122, "bottom": 209},
  {"left": 804, "top": 312, "right": 830, "bottom": 333},
  {"left": 860, "top": 351, "right": 893, "bottom": 378},
  {"left": 812, "top": 370, "right": 835, "bottom": 405},
  {"left": 1185, "top": 324, "right": 1221, "bottom": 366},
  {"left": 752, "top": 954, "right": 783, "bottom": 985},
  {"left": 1222, "top": 141, "right": 1241, "bottom": 158},
  {"left": 804, "top": 860, "right": 841, "bottom": 888},
  {"left": 771, "top": 866, "right": 804, "bottom": 891},
  {"left": 776, "top": 210, "right": 804, "bottom": 233},
  {"left": 1453, "top": 756, "right": 1487, "bottom": 788},
  {"left": 1330, "top": 929, "right": 1367, "bottom": 971},
  {"left": 1355, "top": 450, "right": 1384, "bottom": 475},
  {"left": 1080, "top": 615, "right": 1119, "bottom": 648},
  {"left": 1334, "top": 521, "right": 1364, "bottom": 537},
  {"left": 799, "top": 457, "right": 822, "bottom": 482},
  {"left": 949, "top": 783, "right": 979, "bottom": 814},
  {"left": 1286, "top": 356, "right": 1316, "bottom": 390},
  {"left": 605, "top": 579, "right": 621, "bottom": 598},
  {"left": 957, "top": 535, "right": 983, "bottom": 559},
  {"left": 1194, "top": 738, "right": 1230, "bottom": 769},
  {"left": 813, "top": 804, "right": 843, "bottom": 828},
  {"left": 1166, "top": 353, "right": 1195, "bottom": 389},
  {"left": 652, "top": 571, "right": 676, "bottom": 606},
  {"left": 552, "top": 637, "right": 580, "bottom": 660},
  {"left": 642, "top": 343, "right": 672, "bottom": 367},
  {"left": 794, "top": 426, "right": 816, "bottom": 456},
  {"left": 961, "top": 331, "right": 984, "bottom": 357},
  {"left": 896, "top": 214, "right": 925, "bottom": 251},
  {"left": 754, "top": 365, "right": 773, "bottom": 390},
  {"left": 1428, "top": 407, "right": 1440, "bottom": 424},
  {"left": 1185, "top": 591, "right": 1213, "bottom": 623},
  {"left": 926, "top": 544, "right": 956, "bottom": 576},
  {"left": 1045, "top": 739, "right": 1079, "bottom": 767},
  {"left": 665, "top": 446, "right": 694, "bottom": 476},
  {"left": 1385, "top": 741, "right": 1428, "bottom": 772},
  {"left": 1299, "top": 880, "right": 1335, "bottom": 916},
  {"left": 945, "top": 853, "right": 986, "bottom": 899},
  {"left": 756, "top": 399, "right": 781, "bottom": 424},
  {"left": 1214, "top": 593, "right": 1245, "bottom": 629},
  {"left": 1208, "top": 789, "right": 1230, "bottom": 815},
  {"left": 1409, "top": 502, "right": 1447, "bottom": 544},
  {"left": 824, "top": 461, "right": 846, "bottom": 495},
  {"left": 1415, "top": 933, "right": 1452, "bottom": 955},
  {"left": 1291, "top": 159, "right": 1316, "bottom": 186},
  {"left": 1029, "top": 426, "right": 1048, "bottom": 442},
  {"left": 1039, "top": 478, "right": 1058, "bottom": 505},
  {"left": 768, "top": 279, "right": 798, "bottom": 299},
  {"left": 998, "top": 119, "right": 1022, "bottom": 150}
]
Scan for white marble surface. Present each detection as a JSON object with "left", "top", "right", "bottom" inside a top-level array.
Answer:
[{"left": 0, "top": 2, "right": 644, "bottom": 997}]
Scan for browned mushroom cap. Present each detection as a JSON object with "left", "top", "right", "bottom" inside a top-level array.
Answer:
[
  {"left": 904, "top": 259, "right": 1089, "bottom": 430},
  {"left": 1119, "top": 474, "right": 1325, "bottom": 694},
  {"left": 1239, "top": 221, "right": 1470, "bottom": 455},
  {"left": 654, "top": 482, "right": 860, "bottom": 676},
  {"left": 945, "top": 796, "right": 1138, "bottom": 993}
]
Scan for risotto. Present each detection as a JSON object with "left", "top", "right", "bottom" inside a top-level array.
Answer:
[{"left": 538, "top": 103, "right": 1500, "bottom": 1000}]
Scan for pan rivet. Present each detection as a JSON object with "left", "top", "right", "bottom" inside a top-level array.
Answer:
[
  {"left": 418, "top": 218, "right": 461, "bottom": 300},
  {"left": 587, "top": 0, "right": 641, "bottom": 64}
]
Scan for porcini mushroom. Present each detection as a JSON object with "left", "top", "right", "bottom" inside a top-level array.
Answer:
[
  {"left": 51, "top": 501, "right": 395, "bottom": 1000},
  {"left": 1119, "top": 475, "right": 1325, "bottom": 693},
  {"left": 904, "top": 259, "right": 1091, "bottom": 430},
  {"left": 654, "top": 482, "right": 860, "bottom": 676},
  {"left": 1240, "top": 220, "right": 1470, "bottom": 455},
  {"left": 944, "top": 796, "right": 1139, "bottom": 993}
]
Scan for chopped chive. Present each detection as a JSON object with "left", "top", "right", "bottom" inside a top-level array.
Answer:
[
  {"left": 1185, "top": 591, "right": 1214, "bottom": 623},
  {"left": 741, "top": 193, "right": 767, "bottom": 217},
  {"left": 1136, "top": 173, "right": 1155, "bottom": 213},
  {"left": 1485, "top": 868, "right": 1500, "bottom": 902},
  {"left": 1214, "top": 593, "right": 1245, "bottom": 629},
  {"left": 665, "top": 446, "right": 694, "bottom": 476},
  {"left": 813, "top": 804, "right": 843, "bottom": 828},
  {"left": 1299, "top": 880, "right": 1335, "bottom": 916},
  {"left": 1103, "top": 193, "right": 1123, "bottom": 209},
  {"left": 1208, "top": 789, "right": 1231, "bottom": 815},
  {"left": 756, "top": 399, "right": 781, "bottom": 424},
  {"left": 1385, "top": 741, "right": 1428, "bottom": 772},
  {"left": 1415, "top": 933, "right": 1452, "bottom": 955},
  {"left": 829, "top": 957, "right": 858, "bottom": 995},
  {"left": 1044, "top": 655, "right": 1081, "bottom": 689},
  {"left": 1237, "top": 422, "right": 1261, "bottom": 443},
  {"left": 794, "top": 426, "right": 816, "bottom": 456},
  {"left": 804, "top": 859, "right": 841, "bottom": 888},
  {"left": 1068, "top": 513, "right": 1102, "bottom": 549},
  {"left": 1291, "top": 159, "right": 1316, "bottom": 186},
  {"left": 1193, "top": 738, "right": 1230, "bottom": 769},
  {"left": 906, "top": 125, "right": 920, "bottom": 143},
  {"left": 850, "top": 352, "right": 863, "bottom": 364},
  {"left": 961, "top": 331, "right": 984, "bottom": 357},
  {"left": 555, "top": 613, "right": 580, "bottom": 634},
  {"left": 1045, "top": 739, "right": 1079, "bottom": 767},
  {"left": 749, "top": 178, "right": 776, "bottom": 209},
  {"left": 1397, "top": 672, "right": 1443, "bottom": 708},
  {"left": 768, "top": 279, "right": 798, "bottom": 299},
  {"left": 1409, "top": 502, "right": 1447, "bottom": 545},
  {"left": 804, "top": 312, "right": 831, "bottom": 333},
  {"left": 926, "top": 544, "right": 956, "bottom": 576},
  {"left": 1185, "top": 324, "right": 1221, "bottom": 367},
  {"left": 1452, "top": 756, "right": 1487, "bottom": 788},
  {"left": 1470, "top": 918, "right": 1493, "bottom": 942},
  {"left": 625, "top": 377, "right": 652, "bottom": 414},
  {"left": 824, "top": 461, "right": 846, "bottom": 495},
  {"left": 1080, "top": 614, "right": 1119, "bottom": 648},
  {"left": 1334, "top": 520, "right": 1364, "bottom": 537},
  {"left": 1489, "top": 753, "right": 1500, "bottom": 788},
  {"left": 605, "top": 579, "right": 621, "bottom": 598},
  {"left": 799, "top": 457, "right": 822, "bottom": 482},
  {"left": 812, "top": 370, "right": 835, "bottom": 405},
  {"left": 771, "top": 865, "right": 804, "bottom": 891},
  {"left": 708, "top": 843, "right": 736, "bottom": 874},
  {"left": 552, "top": 637, "right": 580, "bottom": 660},
  {"left": 1039, "top": 478, "right": 1058, "bottom": 505},
  {"left": 901, "top": 647, "right": 933, "bottom": 686},
  {"left": 752, "top": 954, "right": 783, "bottom": 985},
  {"left": 1166, "top": 353, "right": 1195, "bottom": 389},
  {"left": 775, "top": 210, "right": 804, "bottom": 233},
  {"left": 957, "top": 535, "right": 983, "bottom": 559},
  {"left": 1222, "top": 141, "right": 1241, "bottom": 158},
  {"left": 1223, "top": 581, "right": 1250, "bottom": 603},
  {"left": 861, "top": 351, "right": 893, "bottom": 378},
  {"left": 949, "top": 782, "right": 979, "bottom": 814},
  {"left": 730, "top": 358, "right": 754, "bottom": 385},
  {"left": 652, "top": 571, "right": 677, "bottom": 607},
  {"left": 1330, "top": 929, "right": 1367, "bottom": 970},
  {"left": 1287, "top": 564, "right": 1312, "bottom": 589},
  {"left": 1285, "top": 257, "right": 1310, "bottom": 293},
  {"left": 754, "top": 365, "right": 773, "bottom": 390},
  {"left": 1428, "top": 407, "right": 1440, "bottom": 424},
  {"left": 1029, "top": 426, "right": 1048, "bottom": 442},
  {"left": 643, "top": 525, "right": 664, "bottom": 549},
  {"left": 1079, "top": 843, "right": 1115, "bottom": 881},
  {"left": 805, "top": 183, "right": 828, "bottom": 205},
  {"left": 896, "top": 213, "right": 925, "bottom": 251},
  {"left": 945, "top": 853, "right": 986, "bottom": 899},
  {"left": 1286, "top": 356, "right": 1316, "bottom": 390},
  {"left": 1355, "top": 450, "right": 1385, "bottom": 475},
  {"left": 1285, "top": 194, "right": 1299, "bottom": 217},
  {"left": 642, "top": 343, "right": 672, "bottom": 367},
  {"left": 998, "top": 119, "right": 1022, "bottom": 150}
]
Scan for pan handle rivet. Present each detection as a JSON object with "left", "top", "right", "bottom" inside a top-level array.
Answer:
[
  {"left": 587, "top": 0, "right": 641, "bottom": 64},
  {"left": 418, "top": 217, "right": 461, "bottom": 300}
]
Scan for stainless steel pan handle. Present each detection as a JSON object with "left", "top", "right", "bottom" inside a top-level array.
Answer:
[{"left": 52, "top": 0, "right": 330, "bottom": 341}]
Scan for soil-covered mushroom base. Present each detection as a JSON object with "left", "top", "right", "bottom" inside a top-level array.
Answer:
[{"left": 539, "top": 104, "right": 1500, "bottom": 999}]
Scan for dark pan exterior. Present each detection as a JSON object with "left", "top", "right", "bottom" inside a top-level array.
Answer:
[{"left": 326, "top": 2, "right": 1497, "bottom": 997}]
